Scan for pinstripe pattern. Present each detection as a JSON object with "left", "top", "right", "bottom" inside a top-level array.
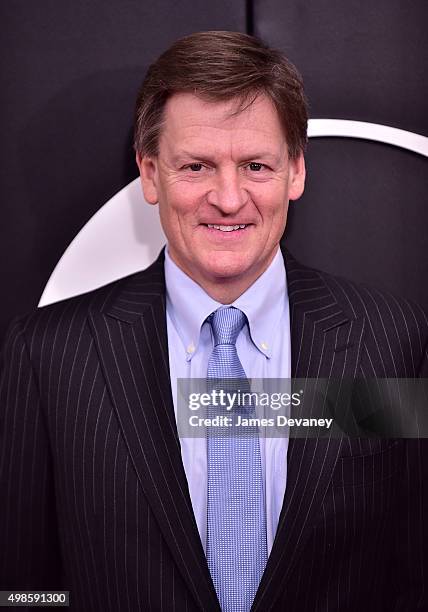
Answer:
[{"left": 1, "top": 245, "right": 427, "bottom": 611}]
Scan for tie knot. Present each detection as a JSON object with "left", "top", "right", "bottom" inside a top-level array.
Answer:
[{"left": 209, "top": 307, "right": 246, "bottom": 346}]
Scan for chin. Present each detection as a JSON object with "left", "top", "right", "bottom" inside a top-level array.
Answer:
[{"left": 199, "top": 254, "right": 254, "bottom": 282}]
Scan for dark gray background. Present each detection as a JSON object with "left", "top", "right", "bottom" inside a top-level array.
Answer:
[{"left": 1, "top": 0, "right": 427, "bottom": 344}]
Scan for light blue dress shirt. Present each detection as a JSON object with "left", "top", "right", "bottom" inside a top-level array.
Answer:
[{"left": 165, "top": 245, "right": 291, "bottom": 555}]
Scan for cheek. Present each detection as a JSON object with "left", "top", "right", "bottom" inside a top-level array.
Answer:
[
  {"left": 161, "top": 183, "right": 202, "bottom": 216},
  {"left": 258, "top": 196, "right": 289, "bottom": 242},
  {"left": 251, "top": 182, "right": 288, "bottom": 211},
  {"left": 256, "top": 196, "right": 288, "bottom": 228},
  {"left": 157, "top": 190, "right": 201, "bottom": 246}
]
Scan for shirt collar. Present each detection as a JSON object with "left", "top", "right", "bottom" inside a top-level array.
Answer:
[
  {"left": 164, "top": 246, "right": 287, "bottom": 361},
  {"left": 165, "top": 247, "right": 221, "bottom": 361},
  {"left": 233, "top": 248, "right": 286, "bottom": 358}
]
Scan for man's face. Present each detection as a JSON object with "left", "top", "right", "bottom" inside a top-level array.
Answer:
[{"left": 137, "top": 92, "right": 305, "bottom": 293}]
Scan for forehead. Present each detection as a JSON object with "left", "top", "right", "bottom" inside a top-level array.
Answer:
[{"left": 159, "top": 92, "right": 286, "bottom": 152}]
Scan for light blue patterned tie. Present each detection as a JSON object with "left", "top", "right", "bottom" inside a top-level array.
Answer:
[{"left": 206, "top": 307, "right": 267, "bottom": 612}]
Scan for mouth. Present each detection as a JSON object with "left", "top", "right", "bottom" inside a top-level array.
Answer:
[{"left": 204, "top": 224, "right": 249, "bottom": 233}]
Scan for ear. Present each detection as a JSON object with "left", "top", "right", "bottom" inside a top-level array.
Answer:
[
  {"left": 135, "top": 152, "right": 159, "bottom": 205},
  {"left": 287, "top": 153, "right": 306, "bottom": 201}
]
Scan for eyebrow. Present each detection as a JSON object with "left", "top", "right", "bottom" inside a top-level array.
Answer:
[
  {"left": 172, "top": 150, "right": 282, "bottom": 163},
  {"left": 172, "top": 152, "right": 213, "bottom": 164},
  {"left": 239, "top": 152, "right": 281, "bottom": 163}
]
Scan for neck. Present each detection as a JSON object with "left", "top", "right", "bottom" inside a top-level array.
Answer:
[
  {"left": 197, "top": 279, "right": 256, "bottom": 304},
  {"left": 169, "top": 247, "right": 280, "bottom": 304}
]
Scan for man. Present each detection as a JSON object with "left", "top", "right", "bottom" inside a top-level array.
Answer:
[{"left": 1, "top": 31, "right": 427, "bottom": 612}]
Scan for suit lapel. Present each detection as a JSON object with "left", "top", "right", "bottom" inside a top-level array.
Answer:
[
  {"left": 253, "top": 248, "right": 365, "bottom": 610},
  {"left": 88, "top": 251, "right": 219, "bottom": 612}
]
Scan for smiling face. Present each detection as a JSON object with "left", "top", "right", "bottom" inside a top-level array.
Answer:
[{"left": 137, "top": 92, "right": 305, "bottom": 301}]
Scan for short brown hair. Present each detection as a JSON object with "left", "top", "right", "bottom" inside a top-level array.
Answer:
[{"left": 134, "top": 30, "right": 308, "bottom": 160}]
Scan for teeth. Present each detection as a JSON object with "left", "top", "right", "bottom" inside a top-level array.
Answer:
[{"left": 207, "top": 224, "right": 247, "bottom": 231}]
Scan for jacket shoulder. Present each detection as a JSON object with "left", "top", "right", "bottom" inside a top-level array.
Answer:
[
  {"left": 320, "top": 268, "right": 427, "bottom": 328},
  {"left": 6, "top": 261, "right": 162, "bottom": 350},
  {"left": 318, "top": 267, "right": 428, "bottom": 373}
]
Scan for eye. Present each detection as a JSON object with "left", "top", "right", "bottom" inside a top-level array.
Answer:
[
  {"left": 248, "top": 162, "right": 264, "bottom": 171},
  {"left": 188, "top": 163, "right": 203, "bottom": 172}
]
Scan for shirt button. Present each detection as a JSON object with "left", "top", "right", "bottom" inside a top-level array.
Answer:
[
  {"left": 261, "top": 342, "right": 268, "bottom": 350},
  {"left": 187, "top": 342, "right": 195, "bottom": 354}
]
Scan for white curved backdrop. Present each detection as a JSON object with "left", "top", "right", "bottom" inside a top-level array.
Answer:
[
  {"left": 39, "top": 179, "right": 165, "bottom": 306},
  {"left": 39, "top": 120, "right": 428, "bottom": 307},
  {"left": 308, "top": 119, "right": 428, "bottom": 157}
]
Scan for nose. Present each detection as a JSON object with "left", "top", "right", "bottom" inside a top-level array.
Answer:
[{"left": 206, "top": 168, "right": 249, "bottom": 213}]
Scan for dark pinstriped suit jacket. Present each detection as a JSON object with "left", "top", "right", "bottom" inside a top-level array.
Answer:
[{"left": 1, "top": 246, "right": 427, "bottom": 612}]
